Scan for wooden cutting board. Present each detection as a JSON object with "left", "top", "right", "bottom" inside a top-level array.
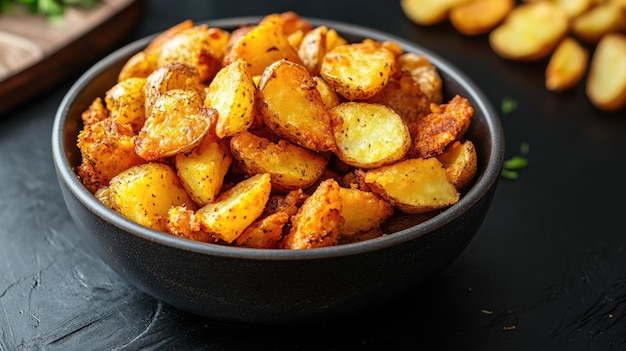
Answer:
[{"left": 0, "top": 0, "right": 144, "bottom": 115}]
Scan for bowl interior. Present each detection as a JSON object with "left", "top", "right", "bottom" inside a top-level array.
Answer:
[{"left": 53, "top": 17, "right": 504, "bottom": 260}]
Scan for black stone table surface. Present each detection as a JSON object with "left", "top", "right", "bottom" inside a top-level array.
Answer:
[{"left": 2, "top": 0, "right": 625, "bottom": 350}]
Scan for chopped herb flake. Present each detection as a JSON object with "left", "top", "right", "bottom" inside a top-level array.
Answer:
[
  {"left": 501, "top": 97, "right": 518, "bottom": 114},
  {"left": 503, "top": 156, "right": 528, "bottom": 170},
  {"left": 501, "top": 142, "right": 529, "bottom": 180}
]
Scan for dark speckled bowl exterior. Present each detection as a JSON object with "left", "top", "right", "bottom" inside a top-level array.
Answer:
[{"left": 52, "top": 17, "right": 504, "bottom": 324}]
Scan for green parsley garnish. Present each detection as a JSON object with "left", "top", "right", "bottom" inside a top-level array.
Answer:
[
  {"left": 0, "top": 0, "right": 99, "bottom": 21},
  {"left": 501, "top": 97, "right": 518, "bottom": 114},
  {"left": 501, "top": 143, "right": 529, "bottom": 180}
]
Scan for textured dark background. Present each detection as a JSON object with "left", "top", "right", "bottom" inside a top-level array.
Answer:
[{"left": 2, "top": 0, "right": 626, "bottom": 350}]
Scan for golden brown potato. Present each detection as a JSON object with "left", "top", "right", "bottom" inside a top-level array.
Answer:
[
  {"left": 105, "top": 163, "right": 196, "bottom": 232},
  {"left": 166, "top": 205, "right": 217, "bottom": 243},
  {"left": 230, "top": 131, "right": 328, "bottom": 192},
  {"left": 396, "top": 53, "right": 443, "bottom": 107},
  {"left": 331, "top": 102, "right": 411, "bottom": 169},
  {"left": 81, "top": 97, "right": 109, "bottom": 126},
  {"left": 338, "top": 187, "right": 394, "bottom": 236},
  {"left": 586, "top": 33, "right": 626, "bottom": 111},
  {"left": 104, "top": 77, "right": 146, "bottom": 132},
  {"left": 545, "top": 37, "right": 589, "bottom": 92},
  {"left": 524, "top": 0, "right": 594, "bottom": 18},
  {"left": 281, "top": 178, "right": 343, "bottom": 249},
  {"left": 314, "top": 76, "right": 341, "bottom": 109},
  {"left": 223, "top": 18, "right": 304, "bottom": 76},
  {"left": 260, "top": 11, "right": 313, "bottom": 37},
  {"left": 195, "top": 173, "right": 272, "bottom": 244},
  {"left": 77, "top": 117, "right": 145, "bottom": 193},
  {"left": 235, "top": 212, "right": 289, "bottom": 249},
  {"left": 489, "top": 1, "right": 569, "bottom": 61},
  {"left": 449, "top": 0, "right": 515, "bottom": 35},
  {"left": 257, "top": 59, "right": 337, "bottom": 152},
  {"left": 135, "top": 89, "right": 215, "bottom": 161},
  {"left": 408, "top": 95, "right": 474, "bottom": 159},
  {"left": 157, "top": 24, "right": 230, "bottom": 83},
  {"left": 174, "top": 134, "right": 233, "bottom": 206},
  {"left": 143, "top": 62, "right": 201, "bottom": 117},
  {"left": 320, "top": 42, "right": 396, "bottom": 101},
  {"left": 571, "top": 3, "right": 626, "bottom": 43},
  {"left": 297, "top": 26, "right": 329, "bottom": 75},
  {"left": 205, "top": 58, "right": 256, "bottom": 138},
  {"left": 436, "top": 140, "right": 478, "bottom": 190},
  {"left": 401, "top": 0, "right": 470, "bottom": 26},
  {"left": 356, "top": 157, "right": 460, "bottom": 214}
]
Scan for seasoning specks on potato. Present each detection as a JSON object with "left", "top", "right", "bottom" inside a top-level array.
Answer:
[{"left": 76, "top": 12, "right": 480, "bottom": 249}]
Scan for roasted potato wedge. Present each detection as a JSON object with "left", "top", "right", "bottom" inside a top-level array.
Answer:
[
  {"left": 235, "top": 212, "right": 289, "bottom": 249},
  {"left": 174, "top": 134, "right": 233, "bottom": 206},
  {"left": 205, "top": 58, "right": 256, "bottom": 138},
  {"left": 77, "top": 117, "right": 145, "bottom": 193},
  {"left": 81, "top": 97, "right": 109, "bottom": 126},
  {"left": 195, "top": 173, "right": 272, "bottom": 244},
  {"left": 230, "top": 131, "right": 328, "bottom": 192},
  {"left": 571, "top": 2, "right": 626, "bottom": 43},
  {"left": 338, "top": 187, "right": 394, "bottom": 236},
  {"left": 401, "top": 0, "right": 470, "bottom": 26},
  {"left": 104, "top": 163, "right": 196, "bottom": 232},
  {"left": 257, "top": 59, "right": 337, "bottom": 152},
  {"left": 356, "top": 157, "right": 460, "bottom": 214},
  {"left": 449, "top": 0, "right": 515, "bottom": 35},
  {"left": 396, "top": 53, "right": 443, "bottom": 107},
  {"left": 104, "top": 77, "right": 146, "bottom": 132},
  {"left": 331, "top": 102, "right": 411, "bottom": 169},
  {"left": 436, "top": 140, "right": 478, "bottom": 190},
  {"left": 320, "top": 42, "right": 395, "bottom": 101},
  {"left": 144, "top": 62, "right": 201, "bottom": 116},
  {"left": 136, "top": 89, "right": 215, "bottom": 161},
  {"left": 489, "top": 1, "right": 569, "bottom": 61},
  {"left": 314, "top": 76, "right": 341, "bottom": 109},
  {"left": 166, "top": 205, "right": 216, "bottom": 243},
  {"left": 223, "top": 18, "right": 304, "bottom": 76},
  {"left": 297, "top": 25, "right": 329, "bottom": 75},
  {"left": 281, "top": 178, "right": 343, "bottom": 249},
  {"left": 586, "top": 33, "right": 626, "bottom": 111},
  {"left": 545, "top": 37, "right": 589, "bottom": 92},
  {"left": 524, "top": 0, "right": 594, "bottom": 18}
]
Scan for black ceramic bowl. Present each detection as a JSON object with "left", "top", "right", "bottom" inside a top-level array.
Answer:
[{"left": 52, "top": 17, "right": 504, "bottom": 324}]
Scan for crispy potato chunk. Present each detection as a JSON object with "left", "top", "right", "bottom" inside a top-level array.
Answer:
[
  {"left": 571, "top": 3, "right": 626, "bottom": 43},
  {"left": 81, "top": 97, "right": 109, "bottom": 126},
  {"left": 105, "top": 163, "right": 196, "bottom": 232},
  {"left": 331, "top": 102, "right": 411, "bottom": 169},
  {"left": 586, "top": 33, "right": 626, "bottom": 111},
  {"left": 157, "top": 24, "right": 230, "bottom": 83},
  {"left": 205, "top": 58, "right": 256, "bottom": 138},
  {"left": 489, "top": 1, "right": 569, "bottom": 61},
  {"left": 77, "top": 117, "right": 145, "bottom": 193},
  {"left": 314, "top": 76, "right": 341, "bottom": 109},
  {"left": 545, "top": 37, "right": 589, "bottom": 92},
  {"left": 136, "top": 89, "right": 215, "bottom": 161},
  {"left": 408, "top": 95, "right": 474, "bottom": 159},
  {"left": 449, "top": 0, "right": 515, "bottom": 35},
  {"left": 396, "top": 53, "right": 443, "bottom": 107},
  {"left": 401, "top": 0, "right": 470, "bottom": 26},
  {"left": 257, "top": 59, "right": 337, "bottom": 152},
  {"left": 260, "top": 11, "right": 314, "bottom": 37},
  {"left": 338, "top": 187, "right": 394, "bottom": 236},
  {"left": 298, "top": 26, "right": 329, "bottom": 75},
  {"left": 320, "top": 42, "right": 395, "bottom": 101},
  {"left": 195, "top": 173, "right": 272, "bottom": 244},
  {"left": 223, "top": 18, "right": 304, "bottom": 76},
  {"left": 356, "top": 158, "right": 459, "bottom": 214},
  {"left": 230, "top": 131, "right": 328, "bottom": 192},
  {"left": 282, "top": 178, "right": 343, "bottom": 249},
  {"left": 104, "top": 77, "right": 146, "bottom": 132},
  {"left": 436, "top": 140, "right": 478, "bottom": 190},
  {"left": 167, "top": 205, "right": 216, "bottom": 243},
  {"left": 174, "top": 134, "right": 232, "bottom": 206},
  {"left": 235, "top": 212, "right": 289, "bottom": 249},
  {"left": 144, "top": 62, "right": 201, "bottom": 116}
]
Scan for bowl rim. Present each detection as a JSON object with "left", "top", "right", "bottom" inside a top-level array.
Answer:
[{"left": 52, "top": 16, "right": 504, "bottom": 261}]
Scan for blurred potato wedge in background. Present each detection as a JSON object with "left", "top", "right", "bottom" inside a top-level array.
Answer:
[
  {"left": 104, "top": 163, "right": 196, "bottom": 232},
  {"left": 571, "top": 2, "right": 626, "bottom": 43},
  {"left": 586, "top": 33, "right": 626, "bottom": 111},
  {"left": 195, "top": 173, "right": 272, "bottom": 244},
  {"left": 436, "top": 140, "right": 478, "bottom": 190},
  {"left": 258, "top": 59, "right": 337, "bottom": 152},
  {"left": 356, "top": 158, "right": 459, "bottom": 214},
  {"left": 331, "top": 102, "right": 411, "bottom": 169},
  {"left": 545, "top": 37, "right": 589, "bottom": 92},
  {"left": 449, "top": 0, "right": 515, "bottom": 35},
  {"left": 205, "top": 58, "right": 256, "bottom": 138},
  {"left": 400, "top": 0, "right": 469, "bottom": 26},
  {"left": 320, "top": 42, "right": 395, "bottom": 101},
  {"left": 230, "top": 131, "right": 328, "bottom": 192},
  {"left": 489, "top": 1, "right": 569, "bottom": 61}
]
